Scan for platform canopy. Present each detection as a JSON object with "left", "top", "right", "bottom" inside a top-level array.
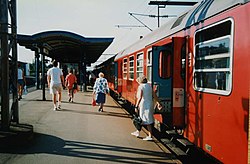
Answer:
[{"left": 17, "top": 31, "right": 114, "bottom": 64}]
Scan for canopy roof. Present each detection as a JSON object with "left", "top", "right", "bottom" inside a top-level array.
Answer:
[{"left": 17, "top": 31, "right": 114, "bottom": 64}]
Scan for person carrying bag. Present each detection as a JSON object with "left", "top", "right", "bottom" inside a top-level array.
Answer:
[
  {"left": 92, "top": 72, "right": 109, "bottom": 112},
  {"left": 131, "top": 76, "right": 162, "bottom": 140}
]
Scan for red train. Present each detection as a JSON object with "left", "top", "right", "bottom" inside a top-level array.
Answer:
[{"left": 94, "top": 1, "right": 250, "bottom": 163}]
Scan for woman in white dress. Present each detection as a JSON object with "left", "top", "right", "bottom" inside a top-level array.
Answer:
[{"left": 131, "top": 76, "right": 162, "bottom": 141}]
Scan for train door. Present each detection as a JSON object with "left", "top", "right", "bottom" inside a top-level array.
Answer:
[
  {"left": 114, "top": 61, "right": 118, "bottom": 90},
  {"left": 152, "top": 43, "right": 173, "bottom": 128},
  {"left": 114, "top": 60, "right": 123, "bottom": 96},
  {"left": 152, "top": 37, "right": 186, "bottom": 129},
  {"left": 172, "top": 37, "right": 186, "bottom": 128}
]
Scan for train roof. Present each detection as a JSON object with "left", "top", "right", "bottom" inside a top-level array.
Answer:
[
  {"left": 115, "top": 0, "right": 248, "bottom": 60},
  {"left": 94, "top": 55, "right": 116, "bottom": 70}
]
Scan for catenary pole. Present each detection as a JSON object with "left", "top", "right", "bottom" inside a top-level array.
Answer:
[
  {"left": 10, "top": 0, "right": 19, "bottom": 123},
  {"left": 0, "top": 0, "right": 10, "bottom": 130}
]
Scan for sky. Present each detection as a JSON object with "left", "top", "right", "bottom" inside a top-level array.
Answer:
[{"left": 17, "top": 0, "right": 200, "bottom": 65}]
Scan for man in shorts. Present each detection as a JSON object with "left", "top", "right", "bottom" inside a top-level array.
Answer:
[
  {"left": 17, "top": 63, "right": 26, "bottom": 100},
  {"left": 47, "top": 60, "right": 64, "bottom": 111}
]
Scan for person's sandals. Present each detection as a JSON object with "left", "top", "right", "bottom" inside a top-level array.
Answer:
[
  {"left": 143, "top": 136, "right": 153, "bottom": 141},
  {"left": 131, "top": 131, "right": 139, "bottom": 137}
]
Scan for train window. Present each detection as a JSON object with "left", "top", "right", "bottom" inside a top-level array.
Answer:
[
  {"left": 159, "top": 50, "right": 171, "bottom": 79},
  {"left": 136, "top": 53, "right": 143, "bottom": 78},
  {"left": 129, "top": 56, "right": 134, "bottom": 80},
  {"left": 194, "top": 19, "right": 233, "bottom": 95},
  {"left": 123, "top": 58, "right": 127, "bottom": 79},
  {"left": 147, "top": 50, "right": 152, "bottom": 82},
  {"left": 195, "top": 37, "right": 230, "bottom": 58},
  {"left": 195, "top": 21, "right": 231, "bottom": 43},
  {"left": 171, "top": 12, "right": 188, "bottom": 29}
]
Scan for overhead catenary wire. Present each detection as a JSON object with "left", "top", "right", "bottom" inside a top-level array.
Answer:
[
  {"left": 112, "top": 0, "right": 153, "bottom": 52},
  {"left": 128, "top": 12, "right": 153, "bottom": 31},
  {"left": 129, "top": 12, "right": 177, "bottom": 18},
  {"left": 115, "top": 25, "right": 146, "bottom": 28}
]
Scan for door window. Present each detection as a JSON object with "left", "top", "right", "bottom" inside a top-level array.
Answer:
[
  {"left": 159, "top": 50, "right": 171, "bottom": 79},
  {"left": 147, "top": 50, "right": 152, "bottom": 83}
]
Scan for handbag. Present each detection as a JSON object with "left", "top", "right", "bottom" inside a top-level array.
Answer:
[
  {"left": 92, "top": 98, "right": 96, "bottom": 106},
  {"left": 73, "top": 82, "right": 77, "bottom": 89},
  {"left": 132, "top": 114, "right": 142, "bottom": 131}
]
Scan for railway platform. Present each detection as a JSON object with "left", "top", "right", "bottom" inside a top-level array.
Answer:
[{"left": 0, "top": 87, "right": 181, "bottom": 164}]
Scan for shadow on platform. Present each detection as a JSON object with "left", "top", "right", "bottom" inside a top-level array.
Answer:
[
  {"left": 0, "top": 123, "right": 33, "bottom": 148},
  {"left": 60, "top": 108, "right": 132, "bottom": 119},
  {"left": 0, "top": 133, "right": 175, "bottom": 164}
]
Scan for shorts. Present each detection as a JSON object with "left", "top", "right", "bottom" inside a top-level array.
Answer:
[
  {"left": 96, "top": 92, "right": 106, "bottom": 104},
  {"left": 50, "top": 83, "right": 62, "bottom": 94},
  {"left": 18, "top": 79, "right": 24, "bottom": 85}
]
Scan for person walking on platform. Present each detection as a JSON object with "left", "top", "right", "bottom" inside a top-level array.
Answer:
[
  {"left": 47, "top": 60, "right": 64, "bottom": 111},
  {"left": 93, "top": 72, "right": 109, "bottom": 112},
  {"left": 131, "top": 76, "right": 162, "bottom": 141},
  {"left": 65, "top": 68, "right": 77, "bottom": 103},
  {"left": 17, "top": 63, "right": 26, "bottom": 100},
  {"left": 89, "top": 72, "right": 96, "bottom": 87}
]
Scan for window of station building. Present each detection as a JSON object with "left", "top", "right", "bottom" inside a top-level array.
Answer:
[
  {"left": 147, "top": 50, "right": 152, "bottom": 82},
  {"left": 123, "top": 58, "right": 127, "bottom": 79},
  {"left": 136, "top": 53, "right": 143, "bottom": 78},
  {"left": 159, "top": 50, "right": 171, "bottom": 79},
  {"left": 194, "top": 19, "right": 233, "bottom": 95},
  {"left": 129, "top": 56, "right": 134, "bottom": 80}
]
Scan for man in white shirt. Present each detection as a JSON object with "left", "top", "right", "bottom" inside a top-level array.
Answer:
[{"left": 47, "top": 60, "right": 64, "bottom": 111}]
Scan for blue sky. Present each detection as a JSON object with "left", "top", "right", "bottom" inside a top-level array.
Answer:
[{"left": 17, "top": 0, "right": 200, "bottom": 64}]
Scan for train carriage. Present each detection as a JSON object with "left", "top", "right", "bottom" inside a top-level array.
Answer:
[
  {"left": 95, "top": 0, "right": 250, "bottom": 163},
  {"left": 183, "top": 1, "right": 250, "bottom": 163}
]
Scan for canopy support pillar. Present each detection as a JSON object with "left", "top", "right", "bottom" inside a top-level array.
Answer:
[
  {"left": 35, "top": 51, "right": 40, "bottom": 89},
  {"left": 79, "top": 50, "right": 87, "bottom": 92},
  {"left": 0, "top": 0, "right": 10, "bottom": 130},
  {"left": 41, "top": 53, "right": 46, "bottom": 101}
]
